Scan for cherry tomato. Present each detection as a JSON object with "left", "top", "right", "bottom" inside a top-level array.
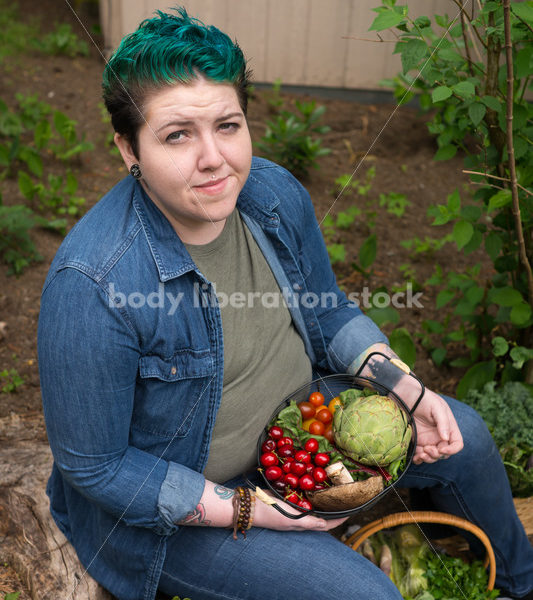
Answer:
[
  {"left": 328, "top": 396, "right": 342, "bottom": 414},
  {"left": 297, "top": 498, "right": 313, "bottom": 511},
  {"left": 294, "top": 450, "right": 311, "bottom": 464},
  {"left": 301, "top": 418, "right": 315, "bottom": 432},
  {"left": 260, "top": 452, "right": 278, "bottom": 467},
  {"left": 261, "top": 439, "right": 276, "bottom": 453},
  {"left": 298, "top": 474, "right": 315, "bottom": 490},
  {"left": 304, "top": 438, "right": 319, "bottom": 454},
  {"left": 290, "top": 461, "right": 307, "bottom": 476},
  {"left": 283, "top": 473, "right": 299, "bottom": 489},
  {"left": 312, "top": 467, "right": 328, "bottom": 484},
  {"left": 309, "top": 420, "right": 325, "bottom": 436},
  {"left": 265, "top": 466, "right": 283, "bottom": 481},
  {"left": 323, "top": 423, "right": 334, "bottom": 442},
  {"left": 314, "top": 452, "right": 330, "bottom": 467},
  {"left": 298, "top": 401, "right": 316, "bottom": 420},
  {"left": 308, "top": 391, "right": 325, "bottom": 407},
  {"left": 277, "top": 437, "right": 294, "bottom": 448},
  {"left": 269, "top": 426, "right": 284, "bottom": 440},
  {"left": 316, "top": 407, "right": 333, "bottom": 425},
  {"left": 277, "top": 444, "right": 295, "bottom": 459}
]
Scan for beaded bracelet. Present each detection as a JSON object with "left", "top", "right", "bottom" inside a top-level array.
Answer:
[{"left": 232, "top": 486, "right": 255, "bottom": 539}]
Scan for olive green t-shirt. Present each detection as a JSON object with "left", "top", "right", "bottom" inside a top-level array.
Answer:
[{"left": 185, "top": 209, "right": 312, "bottom": 483}]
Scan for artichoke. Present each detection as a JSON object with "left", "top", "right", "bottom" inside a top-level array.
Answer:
[{"left": 333, "top": 389, "right": 411, "bottom": 466}]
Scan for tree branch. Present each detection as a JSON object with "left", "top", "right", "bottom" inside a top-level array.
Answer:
[{"left": 503, "top": 0, "right": 533, "bottom": 382}]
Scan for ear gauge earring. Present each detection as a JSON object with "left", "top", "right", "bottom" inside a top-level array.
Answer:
[{"left": 130, "top": 164, "right": 142, "bottom": 179}]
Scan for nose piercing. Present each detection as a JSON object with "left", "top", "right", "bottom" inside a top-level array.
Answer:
[{"left": 211, "top": 174, "right": 216, "bottom": 179}]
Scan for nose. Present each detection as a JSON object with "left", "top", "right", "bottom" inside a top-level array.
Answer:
[{"left": 197, "top": 132, "right": 225, "bottom": 172}]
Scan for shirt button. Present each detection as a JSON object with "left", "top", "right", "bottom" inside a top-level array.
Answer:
[{"left": 171, "top": 367, "right": 177, "bottom": 375}]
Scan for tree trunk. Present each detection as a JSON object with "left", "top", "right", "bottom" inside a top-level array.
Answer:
[{"left": 0, "top": 412, "right": 113, "bottom": 600}]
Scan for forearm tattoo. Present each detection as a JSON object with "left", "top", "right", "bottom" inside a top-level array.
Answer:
[
  {"left": 177, "top": 485, "right": 235, "bottom": 526},
  {"left": 177, "top": 503, "right": 212, "bottom": 526},
  {"left": 214, "top": 484, "right": 235, "bottom": 500}
]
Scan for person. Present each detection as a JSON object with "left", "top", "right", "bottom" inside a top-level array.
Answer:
[{"left": 37, "top": 7, "right": 533, "bottom": 600}]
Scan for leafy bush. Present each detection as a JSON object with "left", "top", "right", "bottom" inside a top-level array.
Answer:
[
  {"left": 370, "top": 0, "right": 533, "bottom": 392},
  {"left": 0, "top": 202, "right": 41, "bottom": 275},
  {"left": 463, "top": 380, "right": 533, "bottom": 497},
  {"left": 256, "top": 96, "right": 331, "bottom": 178},
  {"left": 35, "top": 23, "right": 89, "bottom": 57}
]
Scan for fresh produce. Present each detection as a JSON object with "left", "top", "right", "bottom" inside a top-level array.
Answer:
[
  {"left": 261, "top": 385, "right": 413, "bottom": 512},
  {"left": 361, "top": 525, "right": 499, "bottom": 600},
  {"left": 333, "top": 388, "right": 411, "bottom": 468},
  {"left": 463, "top": 381, "right": 533, "bottom": 497},
  {"left": 259, "top": 427, "right": 335, "bottom": 507}
]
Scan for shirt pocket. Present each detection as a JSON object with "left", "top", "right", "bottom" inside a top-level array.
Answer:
[{"left": 132, "top": 349, "right": 215, "bottom": 438}]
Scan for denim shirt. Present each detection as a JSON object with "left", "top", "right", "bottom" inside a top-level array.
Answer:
[{"left": 38, "top": 157, "right": 388, "bottom": 600}]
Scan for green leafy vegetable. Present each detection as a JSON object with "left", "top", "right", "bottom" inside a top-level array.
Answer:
[{"left": 463, "top": 381, "right": 533, "bottom": 497}]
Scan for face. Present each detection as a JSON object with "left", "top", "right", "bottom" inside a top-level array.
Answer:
[{"left": 115, "top": 77, "right": 252, "bottom": 244}]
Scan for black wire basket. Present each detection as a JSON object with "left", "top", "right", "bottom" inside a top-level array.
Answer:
[{"left": 255, "top": 352, "right": 424, "bottom": 519}]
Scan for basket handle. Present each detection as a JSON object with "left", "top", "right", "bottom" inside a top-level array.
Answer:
[
  {"left": 345, "top": 510, "right": 496, "bottom": 591},
  {"left": 353, "top": 351, "right": 425, "bottom": 415}
]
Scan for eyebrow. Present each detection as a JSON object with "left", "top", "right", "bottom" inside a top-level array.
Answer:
[{"left": 156, "top": 112, "right": 244, "bottom": 133}]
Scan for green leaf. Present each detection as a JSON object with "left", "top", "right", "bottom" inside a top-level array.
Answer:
[
  {"left": 436, "top": 289, "right": 455, "bottom": 309},
  {"left": 511, "top": 2, "right": 533, "bottom": 24},
  {"left": 510, "top": 345, "right": 533, "bottom": 369},
  {"left": 400, "top": 38, "right": 428, "bottom": 73},
  {"left": 490, "top": 286, "right": 524, "bottom": 307},
  {"left": 468, "top": 102, "right": 486, "bottom": 126},
  {"left": 510, "top": 301, "right": 532, "bottom": 326},
  {"left": 389, "top": 327, "right": 417, "bottom": 369},
  {"left": 487, "top": 189, "right": 512, "bottom": 213},
  {"left": 456, "top": 360, "right": 496, "bottom": 399},
  {"left": 414, "top": 16, "right": 431, "bottom": 28},
  {"left": 432, "top": 86, "right": 452, "bottom": 103},
  {"left": 366, "top": 305, "right": 400, "bottom": 327},
  {"left": 452, "top": 220, "right": 474, "bottom": 250},
  {"left": 359, "top": 233, "right": 377, "bottom": 270},
  {"left": 485, "top": 231, "right": 503, "bottom": 261},
  {"left": 369, "top": 9, "right": 406, "bottom": 31},
  {"left": 492, "top": 336, "right": 509, "bottom": 357},
  {"left": 17, "top": 170, "right": 35, "bottom": 198},
  {"left": 481, "top": 95, "right": 501, "bottom": 112},
  {"left": 434, "top": 144, "right": 457, "bottom": 161},
  {"left": 431, "top": 347, "right": 447, "bottom": 366},
  {"left": 447, "top": 189, "right": 461, "bottom": 214},
  {"left": 452, "top": 81, "right": 476, "bottom": 99}
]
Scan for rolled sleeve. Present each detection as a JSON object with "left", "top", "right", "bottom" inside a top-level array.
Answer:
[
  {"left": 158, "top": 462, "right": 206, "bottom": 528},
  {"left": 327, "top": 314, "right": 389, "bottom": 373}
]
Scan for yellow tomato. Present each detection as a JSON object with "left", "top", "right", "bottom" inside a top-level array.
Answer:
[
  {"left": 328, "top": 396, "right": 342, "bottom": 415},
  {"left": 301, "top": 418, "right": 315, "bottom": 432}
]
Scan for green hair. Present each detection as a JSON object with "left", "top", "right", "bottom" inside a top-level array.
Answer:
[{"left": 102, "top": 6, "right": 251, "bottom": 157}]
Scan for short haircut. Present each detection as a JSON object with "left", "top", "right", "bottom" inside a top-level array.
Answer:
[{"left": 102, "top": 6, "right": 251, "bottom": 157}]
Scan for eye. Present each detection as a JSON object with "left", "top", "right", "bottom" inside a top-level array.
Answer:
[
  {"left": 165, "top": 130, "right": 186, "bottom": 143},
  {"left": 219, "top": 122, "right": 240, "bottom": 133}
]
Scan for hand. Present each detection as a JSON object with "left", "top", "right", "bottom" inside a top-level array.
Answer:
[
  {"left": 408, "top": 388, "right": 464, "bottom": 464},
  {"left": 253, "top": 491, "right": 348, "bottom": 532}
]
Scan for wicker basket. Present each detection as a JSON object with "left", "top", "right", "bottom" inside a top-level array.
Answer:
[{"left": 344, "top": 510, "right": 496, "bottom": 591}]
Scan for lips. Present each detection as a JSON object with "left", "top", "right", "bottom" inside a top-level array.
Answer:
[{"left": 193, "top": 176, "right": 229, "bottom": 195}]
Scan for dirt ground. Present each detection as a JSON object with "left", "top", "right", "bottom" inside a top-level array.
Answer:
[{"left": 0, "top": 0, "right": 514, "bottom": 597}]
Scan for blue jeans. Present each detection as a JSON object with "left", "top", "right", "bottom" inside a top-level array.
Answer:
[{"left": 158, "top": 397, "right": 533, "bottom": 599}]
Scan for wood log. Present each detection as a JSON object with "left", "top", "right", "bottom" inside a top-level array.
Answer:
[{"left": 0, "top": 412, "right": 113, "bottom": 600}]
